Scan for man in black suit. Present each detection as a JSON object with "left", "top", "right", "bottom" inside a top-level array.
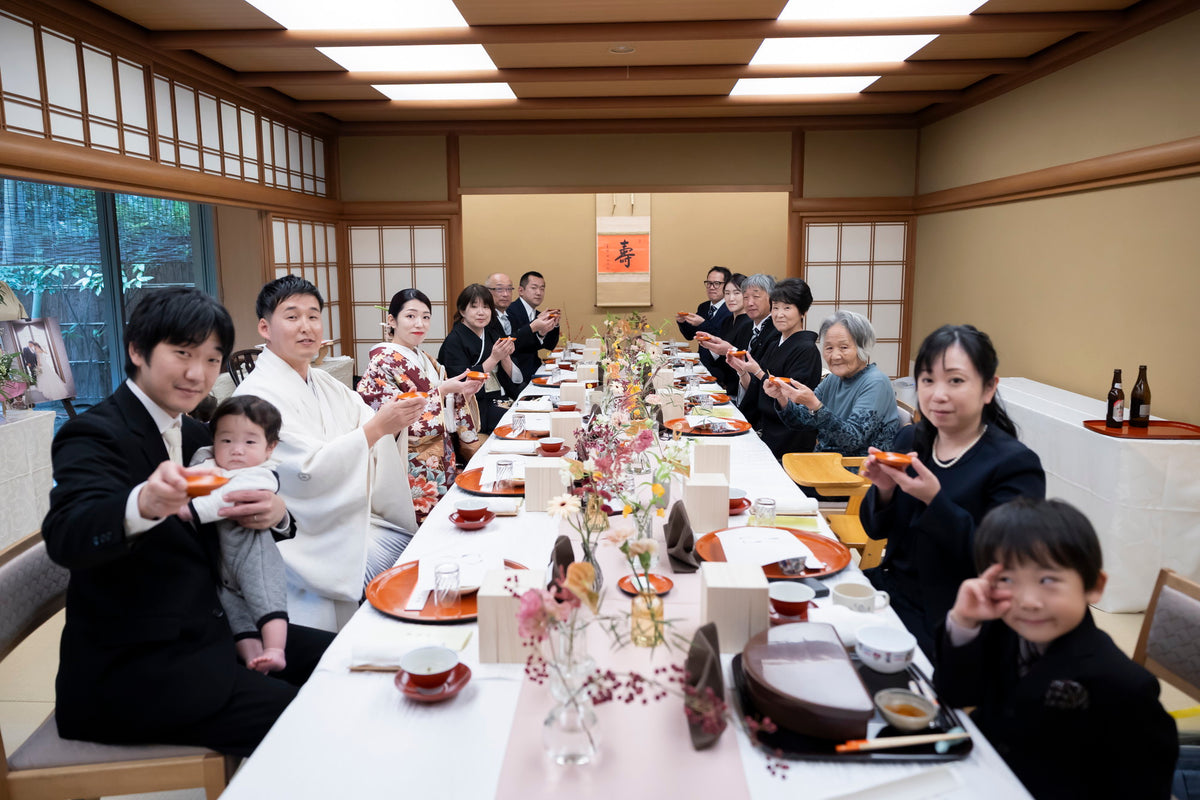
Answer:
[
  {"left": 676, "top": 266, "right": 733, "bottom": 373},
  {"left": 21, "top": 341, "right": 38, "bottom": 374},
  {"left": 42, "top": 287, "right": 333, "bottom": 757},
  {"left": 506, "top": 270, "right": 560, "bottom": 382}
]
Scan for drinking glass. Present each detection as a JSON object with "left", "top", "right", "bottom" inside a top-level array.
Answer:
[
  {"left": 749, "top": 497, "right": 776, "bottom": 528},
  {"left": 434, "top": 563, "right": 460, "bottom": 618},
  {"left": 495, "top": 459, "right": 515, "bottom": 491},
  {"left": 511, "top": 412, "right": 527, "bottom": 437}
]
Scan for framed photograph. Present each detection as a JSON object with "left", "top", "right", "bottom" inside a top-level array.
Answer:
[{"left": 0, "top": 317, "right": 76, "bottom": 403}]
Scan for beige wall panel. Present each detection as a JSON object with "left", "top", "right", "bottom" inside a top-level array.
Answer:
[
  {"left": 804, "top": 130, "right": 918, "bottom": 197},
  {"left": 459, "top": 133, "right": 792, "bottom": 189},
  {"left": 462, "top": 192, "right": 788, "bottom": 339},
  {"left": 339, "top": 135, "right": 448, "bottom": 201},
  {"left": 214, "top": 204, "right": 268, "bottom": 350},
  {"left": 919, "top": 10, "right": 1200, "bottom": 193},
  {"left": 912, "top": 176, "right": 1200, "bottom": 422}
]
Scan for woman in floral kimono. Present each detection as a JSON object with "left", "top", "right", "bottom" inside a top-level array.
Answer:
[{"left": 357, "top": 289, "right": 485, "bottom": 522}]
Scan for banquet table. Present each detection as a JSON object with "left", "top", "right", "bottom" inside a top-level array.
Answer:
[
  {"left": 999, "top": 377, "right": 1200, "bottom": 612},
  {"left": 219, "top": 358, "right": 1033, "bottom": 800}
]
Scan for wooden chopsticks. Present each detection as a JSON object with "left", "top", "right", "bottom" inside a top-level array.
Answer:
[{"left": 836, "top": 730, "right": 970, "bottom": 753}]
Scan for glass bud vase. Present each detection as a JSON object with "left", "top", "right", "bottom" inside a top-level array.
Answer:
[
  {"left": 630, "top": 588, "right": 665, "bottom": 647},
  {"left": 543, "top": 695, "right": 600, "bottom": 765}
]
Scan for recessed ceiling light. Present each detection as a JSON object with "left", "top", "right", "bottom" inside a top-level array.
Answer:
[
  {"left": 778, "top": 0, "right": 984, "bottom": 19},
  {"left": 609, "top": 45, "right": 637, "bottom": 55},
  {"left": 730, "top": 76, "right": 878, "bottom": 96},
  {"left": 373, "top": 83, "right": 517, "bottom": 101},
  {"left": 751, "top": 35, "right": 936, "bottom": 66},
  {"left": 319, "top": 45, "right": 497, "bottom": 72},
  {"left": 243, "top": 0, "right": 467, "bottom": 30}
]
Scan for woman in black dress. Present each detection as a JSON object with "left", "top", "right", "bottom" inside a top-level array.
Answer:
[
  {"left": 729, "top": 277, "right": 822, "bottom": 459},
  {"left": 437, "top": 284, "right": 522, "bottom": 433},
  {"left": 859, "top": 324, "right": 1045, "bottom": 660}
]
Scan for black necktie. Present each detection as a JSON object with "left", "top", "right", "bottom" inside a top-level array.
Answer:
[{"left": 749, "top": 326, "right": 761, "bottom": 351}]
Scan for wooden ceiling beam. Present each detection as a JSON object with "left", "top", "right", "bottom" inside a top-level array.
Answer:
[
  {"left": 151, "top": 13, "right": 1120, "bottom": 49},
  {"left": 295, "top": 91, "right": 957, "bottom": 113},
  {"left": 337, "top": 114, "right": 919, "bottom": 135},
  {"left": 236, "top": 59, "right": 1020, "bottom": 87}
]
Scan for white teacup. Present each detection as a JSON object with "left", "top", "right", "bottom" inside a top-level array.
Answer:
[{"left": 832, "top": 582, "right": 890, "bottom": 613}]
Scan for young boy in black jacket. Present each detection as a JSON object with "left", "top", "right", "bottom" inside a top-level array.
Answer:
[{"left": 935, "top": 497, "right": 1178, "bottom": 800}]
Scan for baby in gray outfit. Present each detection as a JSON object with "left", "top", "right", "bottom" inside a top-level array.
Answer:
[{"left": 190, "top": 395, "right": 288, "bottom": 673}]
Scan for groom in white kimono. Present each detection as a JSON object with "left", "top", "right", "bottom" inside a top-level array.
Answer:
[{"left": 235, "top": 276, "right": 426, "bottom": 631}]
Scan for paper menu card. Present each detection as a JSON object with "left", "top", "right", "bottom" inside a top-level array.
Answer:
[{"left": 715, "top": 526, "right": 826, "bottom": 569}]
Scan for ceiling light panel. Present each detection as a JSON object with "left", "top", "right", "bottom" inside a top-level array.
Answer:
[
  {"left": 778, "top": 0, "right": 984, "bottom": 19},
  {"left": 318, "top": 45, "right": 497, "bottom": 72},
  {"left": 751, "top": 35, "right": 936, "bottom": 65},
  {"left": 373, "top": 83, "right": 517, "bottom": 101},
  {"left": 730, "top": 76, "right": 878, "bottom": 96},
  {"left": 242, "top": 0, "right": 467, "bottom": 30}
]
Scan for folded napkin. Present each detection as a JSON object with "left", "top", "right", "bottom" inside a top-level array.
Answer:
[
  {"left": 487, "top": 439, "right": 540, "bottom": 455},
  {"left": 683, "top": 622, "right": 726, "bottom": 750},
  {"left": 350, "top": 628, "right": 473, "bottom": 671},
  {"left": 715, "top": 526, "right": 825, "bottom": 569},
  {"left": 519, "top": 413, "right": 552, "bottom": 434},
  {"left": 665, "top": 500, "right": 700, "bottom": 573},
  {"left": 546, "top": 535, "right": 575, "bottom": 591},
  {"left": 773, "top": 496, "right": 819, "bottom": 516},
  {"left": 514, "top": 397, "right": 553, "bottom": 412},
  {"left": 487, "top": 498, "right": 521, "bottom": 516}
]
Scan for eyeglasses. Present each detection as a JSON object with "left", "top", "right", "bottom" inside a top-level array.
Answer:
[
  {"left": 487, "top": 286, "right": 514, "bottom": 294},
  {"left": 703, "top": 280, "right": 726, "bottom": 289}
]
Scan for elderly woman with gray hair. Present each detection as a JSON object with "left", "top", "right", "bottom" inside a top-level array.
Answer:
[{"left": 762, "top": 309, "right": 900, "bottom": 456}]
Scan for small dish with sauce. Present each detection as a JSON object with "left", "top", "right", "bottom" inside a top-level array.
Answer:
[{"left": 873, "top": 688, "right": 937, "bottom": 731}]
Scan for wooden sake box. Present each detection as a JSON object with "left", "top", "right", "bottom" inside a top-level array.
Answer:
[
  {"left": 651, "top": 368, "right": 675, "bottom": 390},
  {"left": 478, "top": 568, "right": 545, "bottom": 664},
  {"left": 657, "top": 392, "right": 687, "bottom": 422},
  {"left": 692, "top": 439, "right": 731, "bottom": 480},
  {"left": 549, "top": 411, "right": 583, "bottom": 449},
  {"left": 576, "top": 363, "right": 598, "bottom": 383},
  {"left": 524, "top": 457, "right": 567, "bottom": 513},
  {"left": 683, "top": 472, "right": 729, "bottom": 535},
  {"left": 558, "top": 382, "right": 588, "bottom": 406},
  {"left": 699, "top": 562, "right": 770, "bottom": 654}
]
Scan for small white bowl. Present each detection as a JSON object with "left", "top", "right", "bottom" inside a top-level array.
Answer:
[
  {"left": 398, "top": 646, "right": 459, "bottom": 689},
  {"left": 874, "top": 688, "right": 937, "bottom": 731},
  {"left": 855, "top": 625, "right": 917, "bottom": 674}
]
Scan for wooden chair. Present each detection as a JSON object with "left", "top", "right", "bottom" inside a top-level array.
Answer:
[
  {"left": 227, "top": 348, "right": 259, "bottom": 385},
  {"left": 781, "top": 453, "right": 886, "bottom": 569},
  {"left": 0, "top": 532, "right": 234, "bottom": 800},
  {"left": 1134, "top": 568, "right": 1200, "bottom": 702}
]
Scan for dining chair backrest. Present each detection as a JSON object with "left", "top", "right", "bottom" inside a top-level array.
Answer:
[
  {"left": 227, "top": 349, "right": 259, "bottom": 386},
  {"left": 0, "top": 531, "right": 233, "bottom": 800},
  {"left": 1134, "top": 568, "right": 1200, "bottom": 701}
]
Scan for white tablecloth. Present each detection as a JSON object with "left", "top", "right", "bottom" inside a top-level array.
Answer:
[
  {"left": 221, "top": 372, "right": 1032, "bottom": 800},
  {"left": 1000, "top": 377, "right": 1200, "bottom": 612},
  {"left": 0, "top": 409, "right": 54, "bottom": 549}
]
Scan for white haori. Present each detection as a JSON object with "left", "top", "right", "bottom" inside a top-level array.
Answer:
[{"left": 234, "top": 346, "right": 417, "bottom": 630}]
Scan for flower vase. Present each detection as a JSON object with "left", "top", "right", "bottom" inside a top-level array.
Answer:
[
  {"left": 543, "top": 695, "right": 599, "bottom": 765},
  {"left": 546, "top": 611, "right": 596, "bottom": 703},
  {"left": 630, "top": 588, "right": 665, "bottom": 647},
  {"left": 579, "top": 546, "right": 604, "bottom": 596}
]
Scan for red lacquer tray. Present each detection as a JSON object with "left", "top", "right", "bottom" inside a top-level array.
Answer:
[
  {"left": 454, "top": 467, "right": 525, "bottom": 496},
  {"left": 665, "top": 417, "right": 752, "bottom": 436},
  {"left": 695, "top": 526, "right": 851, "bottom": 580},
  {"left": 493, "top": 423, "right": 550, "bottom": 440},
  {"left": 1082, "top": 420, "right": 1200, "bottom": 440},
  {"left": 367, "top": 559, "right": 528, "bottom": 624}
]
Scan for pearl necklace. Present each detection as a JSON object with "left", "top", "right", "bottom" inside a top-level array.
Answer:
[{"left": 932, "top": 424, "right": 988, "bottom": 468}]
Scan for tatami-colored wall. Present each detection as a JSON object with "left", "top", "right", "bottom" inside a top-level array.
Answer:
[
  {"left": 913, "top": 10, "right": 1200, "bottom": 421},
  {"left": 461, "top": 192, "right": 789, "bottom": 339}
]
